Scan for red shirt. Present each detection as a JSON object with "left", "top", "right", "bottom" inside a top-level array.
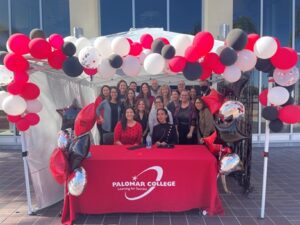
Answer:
[{"left": 114, "top": 121, "right": 142, "bottom": 145}]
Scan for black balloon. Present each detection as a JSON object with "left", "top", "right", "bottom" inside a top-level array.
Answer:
[
  {"left": 225, "top": 28, "right": 248, "bottom": 51},
  {"left": 255, "top": 58, "right": 275, "bottom": 73},
  {"left": 151, "top": 39, "right": 165, "bottom": 54},
  {"left": 262, "top": 106, "right": 278, "bottom": 121},
  {"left": 215, "top": 119, "right": 248, "bottom": 143},
  {"left": 109, "top": 54, "right": 123, "bottom": 68},
  {"left": 62, "top": 42, "right": 76, "bottom": 57},
  {"left": 0, "top": 51, "right": 7, "bottom": 65},
  {"left": 220, "top": 47, "right": 237, "bottom": 66},
  {"left": 30, "top": 28, "right": 46, "bottom": 39},
  {"left": 183, "top": 62, "right": 202, "bottom": 81},
  {"left": 67, "top": 133, "right": 90, "bottom": 171},
  {"left": 63, "top": 56, "right": 84, "bottom": 77},
  {"left": 269, "top": 119, "right": 283, "bottom": 133},
  {"left": 161, "top": 45, "right": 175, "bottom": 59}
]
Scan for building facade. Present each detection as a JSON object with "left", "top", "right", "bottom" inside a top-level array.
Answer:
[{"left": 0, "top": 0, "right": 299, "bottom": 145}]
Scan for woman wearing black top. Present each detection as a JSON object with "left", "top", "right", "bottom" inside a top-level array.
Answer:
[
  {"left": 152, "top": 108, "right": 178, "bottom": 146},
  {"left": 134, "top": 98, "right": 149, "bottom": 143}
]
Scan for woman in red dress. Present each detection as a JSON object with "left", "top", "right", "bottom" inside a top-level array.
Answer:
[{"left": 114, "top": 107, "right": 142, "bottom": 145}]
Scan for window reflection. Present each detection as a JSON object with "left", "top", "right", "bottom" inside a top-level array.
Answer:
[{"left": 0, "top": 0, "right": 9, "bottom": 50}]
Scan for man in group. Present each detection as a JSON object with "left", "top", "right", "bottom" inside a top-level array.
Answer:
[
  {"left": 198, "top": 79, "right": 211, "bottom": 97},
  {"left": 150, "top": 79, "right": 160, "bottom": 97},
  {"left": 129, "top": 81, "right": 139, "bottom": 96},
  {"left": 177, "top": 80, "right": 186, "bottom": 94}
]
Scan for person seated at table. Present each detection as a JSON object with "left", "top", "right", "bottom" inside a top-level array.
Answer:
[
  {"left": 152, "top": 108, "right": 178, "bottom": 146},
  {"left": 114, "top": 107, "right": 142, "bottom": 145}
]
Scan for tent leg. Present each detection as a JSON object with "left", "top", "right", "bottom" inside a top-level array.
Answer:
[{"left": 21, "top": 132, "right": 35, "bottom": 215}]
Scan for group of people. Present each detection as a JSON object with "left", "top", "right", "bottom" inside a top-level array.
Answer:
[{"left": 95, "top": 79, "right": 215, "bottom": 147}]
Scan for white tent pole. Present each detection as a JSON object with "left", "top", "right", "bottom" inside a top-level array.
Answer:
[
  {"left": 21, "top": 132, "right": 34, "bottom": 215},
  {"left": 260, "top": 76, "right": 272, "bottom": 218}
]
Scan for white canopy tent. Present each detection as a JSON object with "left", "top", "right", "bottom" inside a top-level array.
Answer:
[{"left": 22, "top": 28, "right": 225, "bottom": 211}]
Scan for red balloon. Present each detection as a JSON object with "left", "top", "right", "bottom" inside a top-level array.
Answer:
[
  {"left": 14, "top": 71, "right": 29, "bottom": 84},
  {"left": 126, "top": 38, "right": 133, "bottom": 45},
  {"left": 29, "top": 38, "right": 52, "bottom": 59},
  {"left": 158, "top": 37, "right": 170, "bottom": 45},
  {"left": 7, "top": 81, "right": 25, "bottom": 95},
  {"left": 7, "top": 33, "right": 30, "bottom": 55},
  {"left": 7, "top": 115, "right": 22, "bottom": 123},
  {"left": 83, "top": 67, "right": 98, "bottom": 76},
  {"left": 203, "top": 52, "right": 219, "bottom": 69},
  {"left": 259, "top": 89, "right": 268, "bottom": 106},
  {"left": 271, "top": 47, "right": 298, "bottom": 70},
  {"left": 24, "top": 113, "right": 40, "bottom": 125},
  {"left": 278, "top": 105, "right": 300, "bottom": 124},
  {"left": 20, "top": 82, "right": 40, "bottom": 100},
  {"left": 49, "top": 33, "right": 64, "bottom": 50},
  {"left": 185, "top": 45, "right": 201, "bottom": 62},
  {"left": 193, "top": 32, "right": 214, "bottom": 55},
  {"left": 49, "top": 148, "right": 68, "bottom": 184},
  {"left": 74, "top": 103, "right": 96, "bottom": 136},
  {"left": 4, "top": 53, "right": 29, "bottom": 72},
  {"left": 245, "top": 33, "right": 260, "bottom": 51},
  {"left": 202, "top": 89, "right": 225, "bottom": 114},
  {"left": 212, "top": 61, "right": 225, "bottom": 74},
  {"left": 199, "top": 62, "right": 212, "bottom": 80},
  {"left": 140, "top": 34, "right": 153, "bottom": 49},
  {"left": 129, "top": 42, "right": 143, "bottom": 56},
  {"left": 16, "top": 119, "right": 30, "bottom": 131},
  {"left": 48, "top": 50, "right": 67, "bottom": 69},
  {"left": 168, "top": 56, "right": 186, "bottom": 72}
]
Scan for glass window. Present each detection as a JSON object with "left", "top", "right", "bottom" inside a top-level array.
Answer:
[
  {"left": 100, "top": 0, "right": 132, "bottom": 35},
  {"left": 248, "top": 70, "right": 260, "bottom": 134},
  {"left": 295, "top": 0, "right": 300, "bottom": 51},
  {"left": 42, "top": 0, "right": 70, "bottom": 36},
  {"left": 135, "top": 0, "right": 167, "bottom": 30},
  {"left": 263, "top": 0, "right": 292, "bottom": 47},
  {"left": 0, "top": 0, "right": 9, "bottom": 51},
  {"left": 170, "top": 0, "right": 201, "bottom": 34},
  {"left": 233, "top": 0, "right": 260, "bottom": 34},
  {"left": 293, "top": 58, "right": 300, "bottom": 132},
  {"left": 11, "top": 0, "right": 40, "bottom": 35}
]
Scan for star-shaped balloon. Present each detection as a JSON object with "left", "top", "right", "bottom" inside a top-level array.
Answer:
[{"left": 56, "top": 99, "right": 81, "bottom": 130}]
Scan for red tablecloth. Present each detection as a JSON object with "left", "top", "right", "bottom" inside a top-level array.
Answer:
[{"left": 62, "top": 145, "right": 224, "bottom": 225}]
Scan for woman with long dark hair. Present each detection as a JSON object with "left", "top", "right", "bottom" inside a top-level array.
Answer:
[
  {"left": 134, "top": 98, "right": 149, "bottom": 143},
  {"left": 121, "top": 88, "right": 136, "bottom": 117},
  {"left": 152, "top": 108, "right": 178, "bottom": 146},
  {"left": 167, "top": 89, "right": 180, "bottom": 118},
  {"left": 95, "top": 85, "right": 110, "bottom": 144},
  {"left": 114, "top": 107, "right": 142, "bottom": 145},
  {"left": 137, "top": 82, "right": 154, "bottom": 109},
  {"left": 194, "top": 97, "right": 215, "bottom": 144},
  {"left": 117, "top": 79, "right": 128, "bottom": 103}
]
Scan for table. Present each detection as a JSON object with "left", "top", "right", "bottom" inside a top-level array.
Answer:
[{"left": 62, "top": 145, "right": 224, "bottom": 225}]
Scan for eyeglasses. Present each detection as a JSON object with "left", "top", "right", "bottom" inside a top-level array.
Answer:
[{"left": 155, "top": 101, "right": 162, "bottom": 104}]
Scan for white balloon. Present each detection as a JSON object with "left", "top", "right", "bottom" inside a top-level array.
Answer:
[
  {"left": 26, "top": 99, "right": 43, "bottom": 113},
  {"left": 223, "top": 65, "right": 242, "bottom": 83},
  {"left": 268, "top": 86, "right": 290, "bottom": 106},
  {"left": 75, "top": 37, "right": 91, "bottom": 56},
  {"left": 94, "top": 36, "right": 112, "bottom": 58},
  {"left": 235, "top": 49, "right": 257, "bottom": 72},
  {"left": 273, "top": 67, "right": 300, "bottom": 87},
  {"left": 0, "top": 91, "right": 9, "bottom": 110},
  {"left": 144, "top": 53, "right": 165, "bottom": 75},
  {"left": 122, "top": 55, "right": 141, "bottom": 77},
  {"left": 2, "top": 95, "right": 27, "bottom": 116},
  {"left": 78, "top": 46, "right": 101, "bottom": 69},
  {"left": 111, "top": 37, "right": 130, "bottom": 57},
  {"left": 171, "top": 34, "right": 192, "bottom": 56},
  {"left": 254, "top": 36, "right": 278, "bottom": 59},
  {"left": 0, "top": 65, "right": 14, "bottom": 86},
  {"left": 64, "top": 36, "right": 77, "bottom": 44},
  {"left": 98, "top": 58, "right": 116, "bottom": 80}
]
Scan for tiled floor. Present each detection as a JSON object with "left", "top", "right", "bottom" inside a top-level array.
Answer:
[{"left": 0, "top": 146, "right": 300, "bottom": 225}]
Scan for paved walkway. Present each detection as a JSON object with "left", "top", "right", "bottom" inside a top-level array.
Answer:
[{"left": 0, "top": 146, "right": 299, "bottom": 225}]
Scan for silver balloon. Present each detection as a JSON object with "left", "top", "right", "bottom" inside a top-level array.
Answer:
[
  {"left": 57, "top": 130, "right": 70, "bottom": 149},
  {"left": 68, "top": 167, "right": 87, "bottom": 196},
  {"left": 273, "top": 67, "right": 299, "bottom": 87},
  {"left": 220, "top": 153, "right": 241, "bottom": 175},
  {"left": 219, "top": 101, "right": 245, "bottom": 119}
]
